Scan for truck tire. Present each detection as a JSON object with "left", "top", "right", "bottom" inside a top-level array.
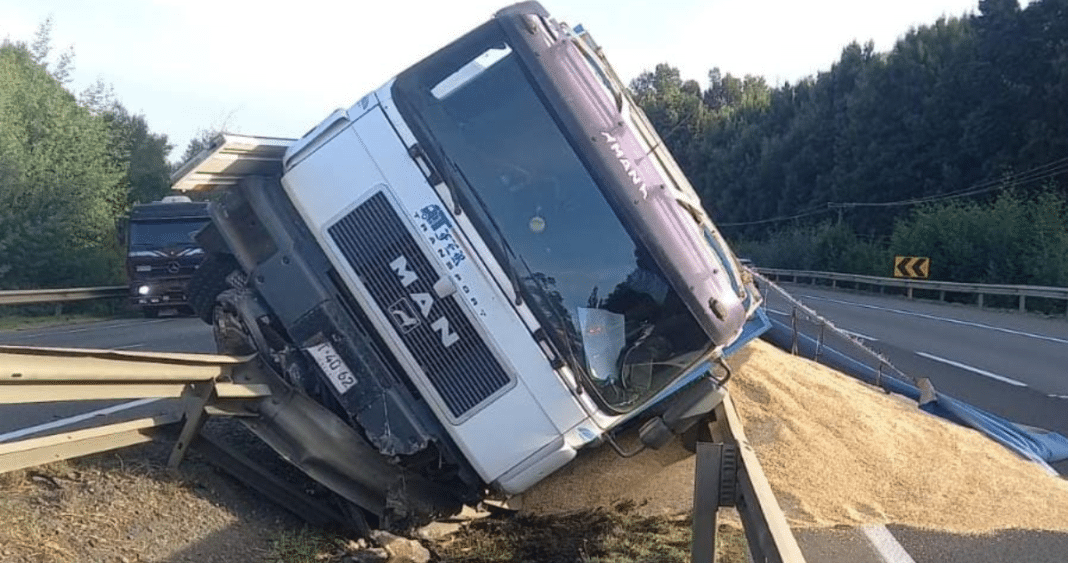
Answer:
[{"left": 188, "top": 253, "right": 239, "bottom": 324}]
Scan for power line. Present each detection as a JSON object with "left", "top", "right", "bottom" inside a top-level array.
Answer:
[
  {"left": 718, "top": 155, "right": 1068, "bottom": 227},
  {"left": 828, "top": 156, "right": 1068, "bottom": 209},
  {"left": 717, "top": 204, "right": 833, "bottom": 227}
]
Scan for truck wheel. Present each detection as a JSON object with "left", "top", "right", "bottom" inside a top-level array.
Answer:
[{"left": 188, "top": 253, "right": 240, "bottom": 324}]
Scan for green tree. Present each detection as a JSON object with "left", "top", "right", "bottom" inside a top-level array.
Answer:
[
  {"left": 631, "top": 0, "right": 1068, "bottom": 286},
  {"left": 80, "top": 79, "right": 175, "bottom": 207},
  {"left": 107, "top": 105, "right": 174, "bottom": 206},
  {"left": 0, "top": 37, "right": 125, "bottom": 288}
]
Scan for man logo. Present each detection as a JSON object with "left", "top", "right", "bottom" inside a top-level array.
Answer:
[
  {"left": 387, "top": 298, "right": 421, "bottom": 333},
  {"left": 389, "top": 255, "right": 460, "bottom": 348}
]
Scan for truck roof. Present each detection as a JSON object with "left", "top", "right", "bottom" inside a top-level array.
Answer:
[
  {"left": 129, "top": 200, "right": 210, "bottom": 221},
  {"left": 171, "top": 133, "right": 295, "bottom": 192}
]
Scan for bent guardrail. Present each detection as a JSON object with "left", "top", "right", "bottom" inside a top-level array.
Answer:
[
  {"left": 691, "top": 394, "right": 807, "bottom": 563},
  {"left": 756, "top": 267, "right": 1068, "bottom": 316}
]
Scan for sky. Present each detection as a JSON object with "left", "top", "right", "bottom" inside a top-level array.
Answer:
[{"left": 0, "top": 0, "right": 989, "bottom": 164}]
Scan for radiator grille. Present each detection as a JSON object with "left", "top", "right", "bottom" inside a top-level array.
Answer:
[{"left": 328, "top": 192, "right": 510, "bottom": 418}]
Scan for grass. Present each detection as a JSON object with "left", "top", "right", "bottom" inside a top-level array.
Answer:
[
  {"left": 265, "top": 526, "right": 343, "bottom": 563},
  {"left": 0, "top": 313, "right": 115, "bottom": 332},
  {"left": 0, "top": 306, "right": 144, "bottom": 332},
  {"left": 432, "top": 502, "right": 750, "bottom": 563}
]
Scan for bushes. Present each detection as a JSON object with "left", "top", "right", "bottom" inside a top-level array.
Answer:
[
  {"left": 0, "top": 41, "right": 126, "bottom": 290},
  {"left": 889, "top": 190, "right": 1068, "bottom": 286},
  {"left": 731, "top": 220, "right": 889, "bottom": 275}
]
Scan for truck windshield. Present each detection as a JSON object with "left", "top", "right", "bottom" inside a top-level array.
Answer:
[
  {"left": 393, "top": 24, "right": 710, "bottom": 412},
  {"left": 129, "top": 220, "right": 207, "bottom": 248}
]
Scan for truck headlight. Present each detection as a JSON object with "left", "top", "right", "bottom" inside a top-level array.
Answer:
[{"left": 137, "top": 285, "right": 151, "bottom": 295}]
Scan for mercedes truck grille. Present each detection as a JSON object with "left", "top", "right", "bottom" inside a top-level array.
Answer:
[{"left": 328, "top": 192, "right": 510, "bottom": 419}]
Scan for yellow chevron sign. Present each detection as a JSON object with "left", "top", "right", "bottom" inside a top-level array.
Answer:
[{"left": 894, "top": 256, "right": 930, "bottom": 279}]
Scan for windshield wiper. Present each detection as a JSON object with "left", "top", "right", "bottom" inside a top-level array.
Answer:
[{"left": 519, "top": 255, "right": 583, "bottom": 375}]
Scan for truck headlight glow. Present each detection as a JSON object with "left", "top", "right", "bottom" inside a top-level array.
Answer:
[{"left": 137, "top": 285, "right": 151, "bottom": 295}]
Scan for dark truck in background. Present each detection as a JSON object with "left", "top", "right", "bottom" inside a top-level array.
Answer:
[{"left": 123, "top": 196, "right": 211, "bottom": 317}]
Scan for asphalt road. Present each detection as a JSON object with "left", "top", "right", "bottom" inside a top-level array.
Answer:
[
  {"left": 0, "top": 315, "right": 215, "bottom": 438},
  {"left": 0, "top": 316, "right": 215, "bottom": 353},
  {"left": 771, "top": 283, "right": 1068, "bottom": 395}
]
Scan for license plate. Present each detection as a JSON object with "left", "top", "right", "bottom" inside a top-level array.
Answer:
[{"left": 305, "top": 342, "right": 357, "bottom": 395}]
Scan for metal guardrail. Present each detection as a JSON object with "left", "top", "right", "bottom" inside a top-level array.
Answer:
[
  {"left": 0, "top": 286, "right": 127, "bottom": 306},
  {"left": 0, "top": 345, "right": 373, "bottom": 528},
  {"left": 691, "top": 394, "right": 807, "bottom": 563},
  {"left": 756, "top": 267, "right": 1068, "bottom": 315}
]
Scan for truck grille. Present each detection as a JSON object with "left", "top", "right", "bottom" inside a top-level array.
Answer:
[{"left": 328, "top": 192, "right": 510, "bottom": 419}]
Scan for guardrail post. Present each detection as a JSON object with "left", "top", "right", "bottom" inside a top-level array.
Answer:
[
  {"left": 790, "top": 310, "right": 799, "bottom": 355},
  {"left": 168, "top": 381, "right": 216, "bottom": 468},
  {"left": 1019, "top": 294, "right": 1026, "bottom": 313},
  {"left": 939, "top": 290, "right": 945, "bottom": 302},
  {"left": 977, "top": 293, "right": 984, "bottom": 308},
  {"left": 692, "top": 441, "right": 724, "bottom": 563},
  {"left": 907, "top": 286, "right": 913, "bottom": 300}
]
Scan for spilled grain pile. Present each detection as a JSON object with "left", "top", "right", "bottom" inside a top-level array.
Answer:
[{"left": 519, "top": 339, "right": 1068, "bottom": 533}]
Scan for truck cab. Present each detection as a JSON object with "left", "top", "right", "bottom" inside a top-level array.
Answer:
[
  {"left": 173, "top": 1, "right": 766, "bottom": 529},
  {"left": 124, "top": 196, "right": 210, "bottom": 317}
]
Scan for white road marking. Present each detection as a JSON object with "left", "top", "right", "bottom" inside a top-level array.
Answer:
[
  {"left": 1, "top": 319, "right": 170, "bottom": 340},
  {"left": 915, "top": 351, "right": 1028, "bottom": 387},
  {"left": 0, "top": 398, "right": 162, "bottom": 443},
  {"left": 861, "top": 525, "right": 917, "bottom": 563},
  {"left": 841, "top": 329, "right": 878, "bottom": 342},
  {"left": 1049, "top": 394, "right": 1068, "bottom": 400},
  {"left": 766, "top": 308, "right": 791, "bottom": 316},
  {"left": 110, "top": 343, "right": 145, "bottom": 350},
  {"left": 796, "top": 294, "right": 1068, "bottom": 345}
]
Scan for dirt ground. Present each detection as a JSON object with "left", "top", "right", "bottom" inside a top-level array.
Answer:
[
  {"left": 0, "top": 437, "right": 746, "bottom": 563},
  {"left": 0, "top": 439, "right": 306, "bottom": 563}
]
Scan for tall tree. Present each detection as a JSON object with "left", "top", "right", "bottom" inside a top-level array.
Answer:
[
  {"left": 0, "top": 37, "right": 125, "bottom": 287},
  {"left": 104, "top": 105, "right": 174, "bottom": 206}
]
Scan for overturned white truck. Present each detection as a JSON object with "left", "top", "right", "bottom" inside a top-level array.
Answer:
[{"left": 173, "top": 1, "right": 766, "bottom": 531}]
